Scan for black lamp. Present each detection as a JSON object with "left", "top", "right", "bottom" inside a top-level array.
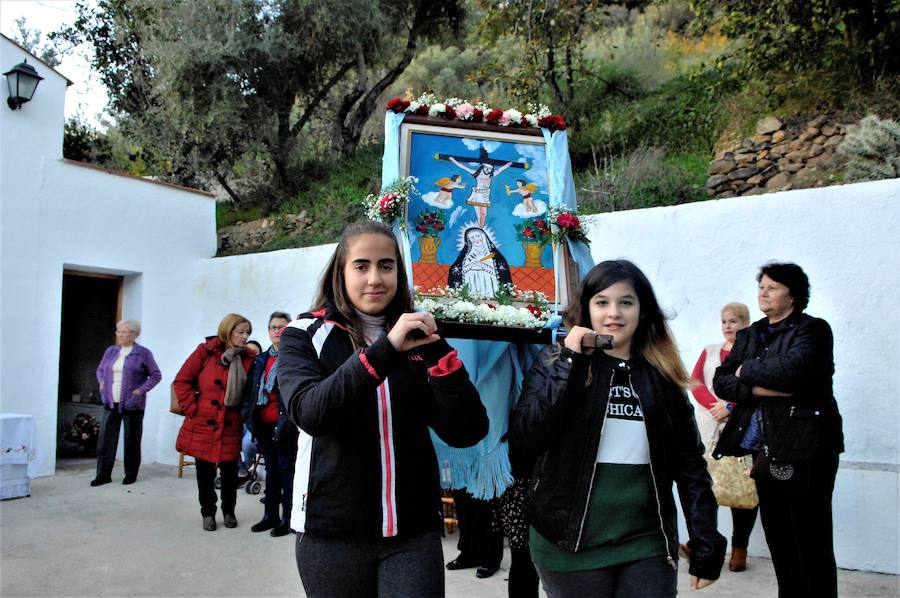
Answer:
[{"left": 4, "top": 60, "right": 44, "bottom": 110}]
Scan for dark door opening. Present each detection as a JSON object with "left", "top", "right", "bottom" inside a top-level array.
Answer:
[{"left": 57, "top": 270, "right": 123, "bottom": 458}]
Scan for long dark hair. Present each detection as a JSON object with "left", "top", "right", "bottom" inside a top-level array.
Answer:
[
  {"left": 311, "top": 221, "right": 414, "bottom": 348},
  {"left": 564, "top": 259, "right": 691, "bottom": 387}
]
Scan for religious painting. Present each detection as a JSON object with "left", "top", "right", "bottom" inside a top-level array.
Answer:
[{"left": 399, "top": 119, "right": 569, "bottom": 306}]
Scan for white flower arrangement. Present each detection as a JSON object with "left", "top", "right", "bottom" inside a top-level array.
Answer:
[
  {"left": 414, "top": 284, "right": 552, "bottom": 329},
  {"left": 428, "top": 103, "right": 448, "bottom": 117}
]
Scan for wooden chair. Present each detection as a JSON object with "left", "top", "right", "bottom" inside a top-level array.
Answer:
[
  {"left": 178, "top": 452, "right": 194, "bottom": 478},
  {"left": 441, "top": 490, "right": 458, "bottom": 534}
]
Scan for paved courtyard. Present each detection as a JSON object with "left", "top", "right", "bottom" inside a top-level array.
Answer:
[{"left": 1, "top": 460, "right": 896, "bottom": 597}]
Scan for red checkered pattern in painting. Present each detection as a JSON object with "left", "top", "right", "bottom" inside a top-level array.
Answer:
[{"left": 412, "top": 262, "right": 556, "bottom": 301}]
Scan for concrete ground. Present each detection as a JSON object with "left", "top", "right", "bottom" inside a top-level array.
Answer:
[{"left": 1, "top": 460, "right": 897, "bottom": 598}]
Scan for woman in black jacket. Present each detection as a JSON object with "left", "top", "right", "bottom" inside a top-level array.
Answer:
[
  {"left": 241, "top": 311, "right": 296, "bottom": 537},
  {"left": 511, "top": 260, "right": 725, "bottom": 598},
  {"left": 277, "top": 221, "right": 488, "bottom": 598},
  {"left": 713, "top": 262, "right": 843, "bottom": 598}
]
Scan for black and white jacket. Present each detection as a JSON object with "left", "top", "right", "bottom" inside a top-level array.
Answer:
[{"left": 277, "top": 302, "right": 488, "bottom": 539}]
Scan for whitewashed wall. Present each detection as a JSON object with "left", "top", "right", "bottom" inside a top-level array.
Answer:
[{"left": 1, "top": 37, "right": 217, "bottom": 478}]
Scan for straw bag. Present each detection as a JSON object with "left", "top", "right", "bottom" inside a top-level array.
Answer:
[{"left": 704, "top": 427, "right": 759, "bottom": 510}]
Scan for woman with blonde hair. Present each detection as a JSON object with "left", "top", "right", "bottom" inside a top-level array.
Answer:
[
  {"left": 689, "top": 302, "right": 757, "bottom": 572},
  {"left": 174, "top": 313, "right": 254, "bottom": 531}
]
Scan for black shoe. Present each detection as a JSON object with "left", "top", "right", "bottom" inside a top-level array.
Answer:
[
  {"left": 122, "top": 476, "right": 137, "bottom": 485},
  {"left": 250, "top": 518, "right": 278, "bottom": 533},
  {"left": 202, "top": 516, "right": 217, "bottom": 531},
  {"left": 223, "top": 513, "right": 238, "bottom": 528},
  {"left": 476, "top": 565, "right": 500, "bottom": 579},
  {"left": 446, "top": 555, "right": 479, "bottom": 571},
  {"left": 270, "top": 522, "right": 291, "bottom": 537},
  {"left": 90, "top": 477, "right": 111, "bottom": 487}
]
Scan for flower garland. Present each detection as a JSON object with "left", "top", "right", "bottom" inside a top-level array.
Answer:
[
  {"left": 387, "top": 94, "right": 567, "bottom": 132},
  {"left": 548, "top": 206, "right": 591, "bottom": 245},
  {"left": 363, "top": 176, "right": 418, "bottom": 228},
  {"left": 414, "top": 284, "right": 551, "bottom": 329},
  {"left": 414, "top": 210, "right": 445, "bottom": 237}
]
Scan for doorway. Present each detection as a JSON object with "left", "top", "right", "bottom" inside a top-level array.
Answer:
[{"left": 57, "top": 270, "right": 123, "bottom": 458}]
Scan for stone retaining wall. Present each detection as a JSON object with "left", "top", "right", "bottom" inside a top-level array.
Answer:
[{"left": 707, "top": 115, "right": 846, "bottom": 197}]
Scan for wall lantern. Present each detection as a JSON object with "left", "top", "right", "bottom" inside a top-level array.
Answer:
[{"left": 4, "top": 60, "right": 44, "bottom": 110}]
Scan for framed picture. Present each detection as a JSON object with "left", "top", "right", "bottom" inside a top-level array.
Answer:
[{"left": 399, "top": 116, "right": 576, "bottom": 325}]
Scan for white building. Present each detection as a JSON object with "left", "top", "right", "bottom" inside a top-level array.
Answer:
[{"left": 1, "top": 35, "right": 897, "bottom": 574}]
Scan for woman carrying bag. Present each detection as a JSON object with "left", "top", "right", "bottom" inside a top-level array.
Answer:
[
  {"left": 174, "top": 313, "right": 254, "bottom": 531},
  {"left": 688, "top": 303, "right": 758, "bottom": 572}
]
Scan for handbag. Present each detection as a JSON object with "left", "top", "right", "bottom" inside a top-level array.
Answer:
[
  {"left": 703, "top": 426, "right": 759, "bottom": 509},
  {"left": 169, "top": 347, "right": 210, "bottom": 416}
]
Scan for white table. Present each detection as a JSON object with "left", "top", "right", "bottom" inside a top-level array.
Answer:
[{"left": 1, "top": 413, "right": 35, "bottom": 499}]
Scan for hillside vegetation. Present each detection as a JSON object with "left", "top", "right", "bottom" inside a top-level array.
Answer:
[{"left": 47, "top": 0, "right": 900, "bottom": 254}]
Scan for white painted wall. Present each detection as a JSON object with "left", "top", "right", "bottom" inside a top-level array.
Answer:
[{"left": 1, "top": 37, "right": 217, "bottom": 478}]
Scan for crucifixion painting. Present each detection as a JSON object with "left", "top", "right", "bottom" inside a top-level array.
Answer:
[{"left": 436, "top": 146, "right": 529, "bottom": 227}]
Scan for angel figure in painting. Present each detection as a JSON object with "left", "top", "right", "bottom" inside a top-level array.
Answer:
[
  {"left": 423, "top": 174, "right": 466, "bottom": 209},
  {"left": 447, "top": 227, "right": 513, "bottom": 298},
  {"left": 506, "top": 179, "right": 539, "bottom": 213}
]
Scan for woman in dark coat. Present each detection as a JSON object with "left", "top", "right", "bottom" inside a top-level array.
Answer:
[
  {"left": 174, "top": 313, "right": 254, "bottom": 531},
  {"left": 713, "top": 262, "right": 843, "bottom": 598}
]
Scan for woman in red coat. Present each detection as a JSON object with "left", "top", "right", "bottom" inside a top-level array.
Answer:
[{"left": 174, "top": 313, "right": 254, "bottom": 531}]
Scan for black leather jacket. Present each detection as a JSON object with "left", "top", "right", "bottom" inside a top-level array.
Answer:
[
  {"left": 240, "top": 347, "right": 297, "bottom": 444},
  {"left": 511, "top": 347, "right": 726, "bottom": 581},
  {"left": 712, "top": 312, "right": 844, "bottom": 463}
]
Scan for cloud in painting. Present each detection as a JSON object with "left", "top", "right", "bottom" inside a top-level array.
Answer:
[{"left": 515, "top": 144, "right": 548, "bottom": 186}]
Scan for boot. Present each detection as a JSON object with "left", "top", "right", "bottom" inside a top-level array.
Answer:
[
  {"left": 202, "top": 516, "right": 217, "bottom": 531},
  {"left": 729, "top": 548, "right": 747, "bottom": 572}
]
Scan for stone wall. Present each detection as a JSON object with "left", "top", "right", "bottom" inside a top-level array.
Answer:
[
  {"left": 218, "top": 211, "right": 311, "bottom": 254},
  {"left": 706, "top": 115, "right": 846, "bottom": 197}
]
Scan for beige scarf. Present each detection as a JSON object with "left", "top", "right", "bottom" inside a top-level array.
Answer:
[{"left": 220, "top": 347, "right": 247, "bottom": 407}]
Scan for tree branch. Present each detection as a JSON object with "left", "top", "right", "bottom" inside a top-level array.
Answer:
[{"left": 289, "top": 60, "right": 355, "bottom": 139}]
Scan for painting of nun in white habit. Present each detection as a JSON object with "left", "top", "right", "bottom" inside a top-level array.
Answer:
[{"left": 447, "top": 227, "right": 513, "bottom": 297}]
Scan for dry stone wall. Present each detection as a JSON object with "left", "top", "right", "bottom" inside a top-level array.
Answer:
[
  {"left": 706, "top": 115, "right": 846, "bottom": 197},
  {"left": 218, "top": 211, "right": 311, "bottom": 254}
]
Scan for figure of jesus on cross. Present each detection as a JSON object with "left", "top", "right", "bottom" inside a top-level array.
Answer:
[{"left": 436, "top": 146, "right": 528, "bottom": 227}]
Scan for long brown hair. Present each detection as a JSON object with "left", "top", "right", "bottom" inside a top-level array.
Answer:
[
  {"left": 311, "top": 221, "right": 414, "bottom": 348},
  {"left": 565, "top": 260, "right": 692, "bottom": 388}
]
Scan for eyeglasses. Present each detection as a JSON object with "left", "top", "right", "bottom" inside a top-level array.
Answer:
[{"left": 268, "top": 325, "right": 286, "bottom": 331}]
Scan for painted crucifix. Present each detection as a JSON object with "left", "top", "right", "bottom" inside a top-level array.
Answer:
[{"left": 436, "top": 146, "right": 528, "bottom": 227}]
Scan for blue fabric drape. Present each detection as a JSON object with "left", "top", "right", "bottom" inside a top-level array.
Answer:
[
  {"left": 540, "top": 127, "right": 594, "bottom": 277},
  {"left": 432, "top": 339, "right": 517, "bottom": 499},
  {"left": 382, "top": 111, "right": 414, "bottom": 285}
]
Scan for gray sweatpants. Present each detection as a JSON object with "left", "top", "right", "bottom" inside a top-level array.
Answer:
[{"left": 295, "top": 530, "right": 444, "bottom": 598}]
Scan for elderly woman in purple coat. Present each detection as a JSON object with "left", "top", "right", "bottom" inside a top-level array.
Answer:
[{"left": 92, "top": 320, "right": 162, "bottom": 486}]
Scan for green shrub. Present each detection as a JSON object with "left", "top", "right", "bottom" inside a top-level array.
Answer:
[
  {"left": 837, "top": 115, "right": 900, "bottom": 182},
  {"left": 576, "top": 147, "right": 707, "bottom": 214},
  {"left": 569, "top": 69, "right": 736, "bottom": 168},
  {"left": 216, "top": 204, "right": 263, "bottom": 228}
]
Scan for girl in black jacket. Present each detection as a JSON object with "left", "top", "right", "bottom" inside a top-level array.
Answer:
[
  {"left": 511, "top": 260, "right": 725, "bottom": 597},
  {"left": 277, "top": 221, "right": 488, "bottom": 598}
]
